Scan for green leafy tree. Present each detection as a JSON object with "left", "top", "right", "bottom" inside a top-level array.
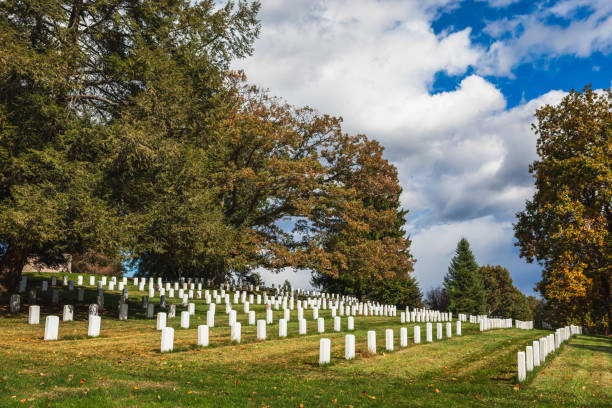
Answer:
[
  {"left": 444, "top": 238, "right": 485, "bottom": 315},
  {"left": 480, "top": 265, "right": 532, "bottom": 320},
  {"left": 514, "top": 86, "right": 611, "bottom": 333},
  {"left": 0, "top": 0, "right": 261, "bottom": 299}
]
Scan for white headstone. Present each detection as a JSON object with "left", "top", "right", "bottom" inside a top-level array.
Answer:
[
  {"left": 231, "top": 322, "right": 241, "bottom": 343},
  {"left": 539, "top": 338, "right": 546, "bottom": 363},
  {"left": 248, "top": 310, "right": 256, "bottom": 325},
  {"left": 533, "top": 340, "right": 541, "bottom": 367},
  {"left": 426, "top": 322, "right": 433, "bottom": 342},
  {"left": 63, "top": 305, "right": 74, "bottom": 322},
  {"left": 279, "top": 319, "right": 287, "bottom": 337},
  {"left": 160, "top": 327, "right": 174, "bottom": 352},
  {"left": 180, "top": 311, "right": 190, "bottom": 329},
  {"left": 299, "top": 318, "right": 307, "bottom": 335},
  {"left": 345, "top": 334, "right": 355, "bottom": 360},
  {"left": 229, "top": 310, "right": 237, "bottom": 326},
  {"left": 367, "top": 330, "right": 376, "bottom": 354},
  {"left": 437, "top": 323, "right": 442, "bottom": 340},
  {"left": 88, "top": 315, "right": 101, "bottom": 337},
  {"left": 400, "top": 327, "right": 408, "bottom": 347},
  {"left": 319, "top": 338, "right": 331, "bottom": 365},
  {"left": 157, "top": 312, "right": 167, "bottom": 330},
  {"left": 44, "top": 316, "right": 59, "bottom": 340},
  {"left": 28, "top": 305, "right": 40, "bottom": 324},
  {"left": 526, "top": 346, "right": 534, "bottom": 372},
  {"left": 257, "top": 320, "right": 266, "bottom": 340},
  {"left": 518, "top": 351, "right": 526, "bottom": 382},
  {"left": 414, "top": 325, "right": 421, "bottom": 344},
  {"left": 206, "top": 310, "right": 215, "bottom": 327},
  {"left": 385, "top": 329, "right": 394, "bottom": 351},
  {"left": 334, "top": 316, "right": 341, "bottom": 332},
  {"left": 188, "top": 302, "right": 195, "bottom": 315},
  {"left": 317, "top": 317, "right": 325, "bottom": 333},
  {"left": 198, "top": 325, "right": 209, "bottom": 346}
]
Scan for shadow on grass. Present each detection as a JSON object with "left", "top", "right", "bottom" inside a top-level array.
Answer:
[
  {"left": 569, "top": 343, "right": 612, "bottom": 354},
  {"left": 579, "top": 335, "right": 612, "bottom": 344}
]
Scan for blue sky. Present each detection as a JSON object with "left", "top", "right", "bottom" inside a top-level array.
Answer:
[{"left": 232, "top": 0, "right": 611, "bottom": 295}]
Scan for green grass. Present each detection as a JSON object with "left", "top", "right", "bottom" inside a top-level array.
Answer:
[{"left": 0, "top": 272, "right": 610, "bottom": 407}]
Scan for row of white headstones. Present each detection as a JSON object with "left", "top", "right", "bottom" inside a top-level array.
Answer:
[
  {"left": 160, "top": 319, "right": 464, "bottom": 361},
  {"left": 516, "top": 325, "right": 582, "bottom": 382}
]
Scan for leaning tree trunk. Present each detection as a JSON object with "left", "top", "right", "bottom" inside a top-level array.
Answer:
[{"left": 0, "top": 246, "right": 28, "bottom": 304}]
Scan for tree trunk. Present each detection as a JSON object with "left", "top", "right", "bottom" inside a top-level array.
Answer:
[{"left": 0, "top": 246, "right": 28, "bottom": 304}]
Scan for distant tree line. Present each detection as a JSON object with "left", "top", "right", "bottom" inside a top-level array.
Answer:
[{"left": 427, "top": 238, "right": 532, "bottom": 321}]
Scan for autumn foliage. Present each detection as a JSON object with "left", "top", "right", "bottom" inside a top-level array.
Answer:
[
  {"left": 0, "top": 1, "right": 418, "bottom": 302},
  {"left": 514, "top": 87, "right": 611, "bottom": 333}
]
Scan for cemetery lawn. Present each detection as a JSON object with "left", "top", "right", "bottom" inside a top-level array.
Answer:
[{"left": 0, "top": 274, "right": 610, "bottom": 407}]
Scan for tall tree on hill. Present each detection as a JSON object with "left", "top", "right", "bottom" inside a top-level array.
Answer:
[
  {"left": 444, "top": 238, "right": 485, "bottom": 315},
  {"left": 0, "top": 0, "right": 261, "bottom": 300},
  {"left": 514, "top": 86, "right": 611, "bottom": 333},
  {"left": 309, "top": 133, "right": 420, "bottom": 307},
  {"left": 480, "top": 265, "right": 532, "bottom": 320}
]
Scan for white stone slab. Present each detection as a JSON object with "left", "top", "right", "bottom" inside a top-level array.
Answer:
[
  {"left": 28, "top": 305, "right": 40, "bottom": 325},
  {"left": 161, "top": 327, "right": 174, "bottom": 352},
  {"left": 44, "top": 316, "right": 59, "bottom": 340},
  {"left": 88, "top": 315, "right": 101, "bottom": 337},
  {"left": 319, "top": 338, "right": 331, "bottom": 365},
  {"left": 345, "top": 334, "right": 355, "bottom": 360},
  {"left": 198, "top": 325, "right": 209, "bottom": 346},
  {"left": 367, "top": 330, "right": 376, "bottom": 354}
]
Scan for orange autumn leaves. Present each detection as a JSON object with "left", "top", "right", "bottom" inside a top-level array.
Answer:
[
  {"left": 514, "top": 86, "right": 611, "bottom": 333},
  {"left": 214, "top": 73, "right": 415, "bottom": 284}
]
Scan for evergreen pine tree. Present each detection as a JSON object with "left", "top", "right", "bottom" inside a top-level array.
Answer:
[{"left": 444, "top": 238, "right": 485, "bottom": 315}]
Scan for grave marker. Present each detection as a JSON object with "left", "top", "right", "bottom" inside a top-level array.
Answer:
[
  {"left": 44, "top": 316, "right": 59, "bottom": 340},
  {"left": 319, "top": 338, "right": 331, "bottom": 365},
  {"left": 198, "top": 325, "right": 209, "bottom": 346},
  {"left": 160, "top": 327, "right": 174, "bottom": 352},
  {"left": 345, "top": 334, "right": 355, "bottom": 360},
  {"left": 28, "top": 305, "right": 40, "bottom": 324}
]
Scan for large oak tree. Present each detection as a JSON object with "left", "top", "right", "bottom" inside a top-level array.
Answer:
[{"left": 514, "top": 86, "right": 611, "bottom": 333}]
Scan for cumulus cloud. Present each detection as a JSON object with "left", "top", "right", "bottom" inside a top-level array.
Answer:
[
  {"left": 232, "top": 0, "right": 602, "bottom": 293},
  {"left": 479, "top": 0, "right": 612, "bottom": 76},
  {"left": 409, "top": 216, "right": 542, "bottom": 294}
]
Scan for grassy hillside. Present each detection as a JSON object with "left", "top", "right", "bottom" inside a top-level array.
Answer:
[{"left": 0, "top": 273, "right": 609, "bottom": 407}]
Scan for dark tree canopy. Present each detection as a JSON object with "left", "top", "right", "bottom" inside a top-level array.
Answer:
[
  {"left": 480, "top": 265, "right": 532, "bottom": 321},
  {"left": 425, "top": 286, "right": 449, "bottom": 311}
]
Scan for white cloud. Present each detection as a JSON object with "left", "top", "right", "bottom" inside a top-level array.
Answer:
[
  {"left": 476, "top": 0, "right": 521, "bottom": 8},
  {"left": 232, "top": 0, "right": 601, "bottom": 295},
  {"left": 255, "top": 267, "right": 314, "bottom": 290},
  {"left": 479, "top": 0, "right": 612, "bottom": 76},
  {"left": 410, "top": 216, "right": 541, "bottom": 295}
]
